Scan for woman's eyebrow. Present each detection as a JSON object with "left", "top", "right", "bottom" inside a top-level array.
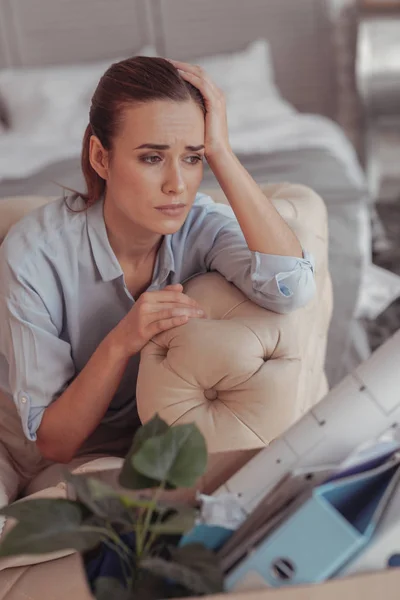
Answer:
[{"left": 134, "top": 143, "right": 205, "bottom": 151}]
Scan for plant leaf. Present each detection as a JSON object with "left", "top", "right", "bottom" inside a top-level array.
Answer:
[
  {"left": 119, "top": 495, "right": 163, "bottom": 512},
  {"left": 0, "top": 499, "right": 104, "bottom": 557},
  {"left": 119, "top": 414, "right": 169, "bottom": 490},
  {"left": 148, "top": 507, "right": 196, "bottom": 535},
  {"left": 132, "top": 423, "right": 207, "bottom": 488},
  {"left": 65, "top": 473, "right": 153, "bottom": 526},
  {"left": 94, "top": 577, "right": 132, "bottom": 600}
]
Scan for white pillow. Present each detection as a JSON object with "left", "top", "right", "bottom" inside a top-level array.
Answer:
[
  {"left": 193, "top": 39, "right": 294, "bottom": 132},
  {"left": 0, "top": 46, "right": 158, "bottom": 180},
  {"left": 0, "top": 39, "right": 291, "bottom": 139},
  {"left": 0, "top": 41, "right": 292, "bottom": 180},
  {"left": 0, "top": 45, "right": 157, "bottom": 139}
]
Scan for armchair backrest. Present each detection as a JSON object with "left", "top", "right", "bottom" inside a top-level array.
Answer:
[{"left": 0, "top": 197, "right": 55, "bottom": 246}]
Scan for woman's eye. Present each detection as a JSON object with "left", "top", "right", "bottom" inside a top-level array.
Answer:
[
  {"left": 141, "top": 155, "right": 202, "bottom": 165},
  {"left": 142, "top": 155, "right": 162, "bottom": 164},
  {"left": 185, "top": 155, "right": 203, "bottom": 164}
]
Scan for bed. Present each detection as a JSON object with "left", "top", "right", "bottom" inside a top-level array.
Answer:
[{"left": 0, "top": 0, "right": 370, "bottom": 385}]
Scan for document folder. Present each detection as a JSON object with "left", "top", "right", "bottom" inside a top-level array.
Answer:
[{"left": 225, "top": 455, "right": 400, "bottom": 589}]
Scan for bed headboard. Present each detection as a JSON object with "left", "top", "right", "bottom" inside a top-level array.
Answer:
[
  {"left": 0, "top": 0, "right": 155, "bottom": 67},
  {"left": 0, "top": 0, "right": 362, "bottom": 150}
]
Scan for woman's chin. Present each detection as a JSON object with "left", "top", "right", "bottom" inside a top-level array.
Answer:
[
  {"left": 158, "top": 223, "right": 184, "bottom": 235},
  {"left": 152, "top": 212, "right": 188, "bottom": 235}
]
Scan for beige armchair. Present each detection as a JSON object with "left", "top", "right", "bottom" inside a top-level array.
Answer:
[
  {"left": 137, "top": 183, "right": 332, "bottom": 451},
  {"left": 0, "top": 183, "right": 332, "bottom": 454},
  {"left": 0, "top": 182, "right": 332, "bottom": 597}
]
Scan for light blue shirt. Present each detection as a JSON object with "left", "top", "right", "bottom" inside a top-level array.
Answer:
[{"left": 0, "top": 192, "right": 315, "bottom": 441}]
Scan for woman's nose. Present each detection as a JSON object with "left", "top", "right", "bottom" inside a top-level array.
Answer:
[{"left": 162, "top": 166, "right": 185, "bottom": 195}]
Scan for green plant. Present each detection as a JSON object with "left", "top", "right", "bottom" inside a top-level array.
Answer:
[{"left": 0, "top": 415, "right": 225, "bottom": 599}]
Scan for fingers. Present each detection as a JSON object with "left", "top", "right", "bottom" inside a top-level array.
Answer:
[
  {"left": 143, "top": 302, "right": 205, "bottom": 315},
  {"left": 167, "top": 59, "right": 219, "bottom": 95},
  {"left": 143, "top": 289, "right": 199, "bottom": 308},
  {"left": 147, "top": 306, "right": 206, "bottom": 338},
  {"left": 138, "top": 292, "right": 208, "bottom": 343},
  {"left": 164, "top": 283, "right": 183, "bottom": 291},
  {"left": 167, "top": 59, "right": 204, "bottom": 77},
  {"left": 140, "top": 285, "right": 207, "bottom": 317},
  {"left": 148, "top": 315, "right": 190, "bottom": 336},
  {"left": 147, "top": 306, "right": 205, "bottom": 323},
  {"left": 176, "top": 68, "right": 213, "bottom": 98}
]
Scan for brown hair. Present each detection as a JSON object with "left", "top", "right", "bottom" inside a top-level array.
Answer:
[{"left": 79, "top": 56, "right": 206, "bottom": 207}]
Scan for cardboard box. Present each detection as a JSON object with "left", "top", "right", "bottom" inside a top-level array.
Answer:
[
  {"left": 175, "top": 449, "right": 400, "bottom": 598},
  {"left": 148, "top": 448, "right": 400, "bottom": 598}
]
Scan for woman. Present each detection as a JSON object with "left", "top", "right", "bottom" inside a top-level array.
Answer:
[{"left": 0, "top": 57, "right": 315, "bottom": 500}]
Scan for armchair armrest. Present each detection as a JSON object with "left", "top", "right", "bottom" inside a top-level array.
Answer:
[{"left": 137, "top": 184, "right": 333, "bottom": 453}]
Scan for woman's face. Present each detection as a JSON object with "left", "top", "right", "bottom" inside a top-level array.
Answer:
[{"left": 93, "top": 99, "right": 205, "bottom": 236}]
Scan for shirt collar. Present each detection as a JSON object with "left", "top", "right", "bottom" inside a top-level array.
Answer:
[
  {"left": 86, "top": 196, "right": 176, "bottom": 284},
  {"left": 86, "top": 197, "right": 123, "bottom": 282}
]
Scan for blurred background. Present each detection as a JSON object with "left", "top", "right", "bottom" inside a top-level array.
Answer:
[
  {"left": 358, "top": 0, "right": 400, "bottom": 355},
  {"left": 0, "top": 0, "right": 399, "bottom": 386}
]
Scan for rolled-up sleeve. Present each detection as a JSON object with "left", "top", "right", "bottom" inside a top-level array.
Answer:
[
  {"left": 249, "top": 249, "right": 316, "bottom": 313},
  {"left": 0, "top": 258, "right": 74, "bottom": 441},
  {"left": 196, "top": 200, "right": 316, "bottom": 314}
]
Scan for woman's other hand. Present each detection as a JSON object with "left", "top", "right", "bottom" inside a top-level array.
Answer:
[
  {"left": 168, "top": 59, "right": 231, "bottom": 160},
  {"left": 111, "top": 284, "right": 206, "bottom": 358}
]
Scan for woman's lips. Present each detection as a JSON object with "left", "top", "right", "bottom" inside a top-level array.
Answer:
[{"left": 155, "top": 204, "right": 186, "bottom": 217}]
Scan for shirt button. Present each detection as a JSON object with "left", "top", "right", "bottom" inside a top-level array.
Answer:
[{"left": 20, "top": 396, "right": 28, "bottom": 404}]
